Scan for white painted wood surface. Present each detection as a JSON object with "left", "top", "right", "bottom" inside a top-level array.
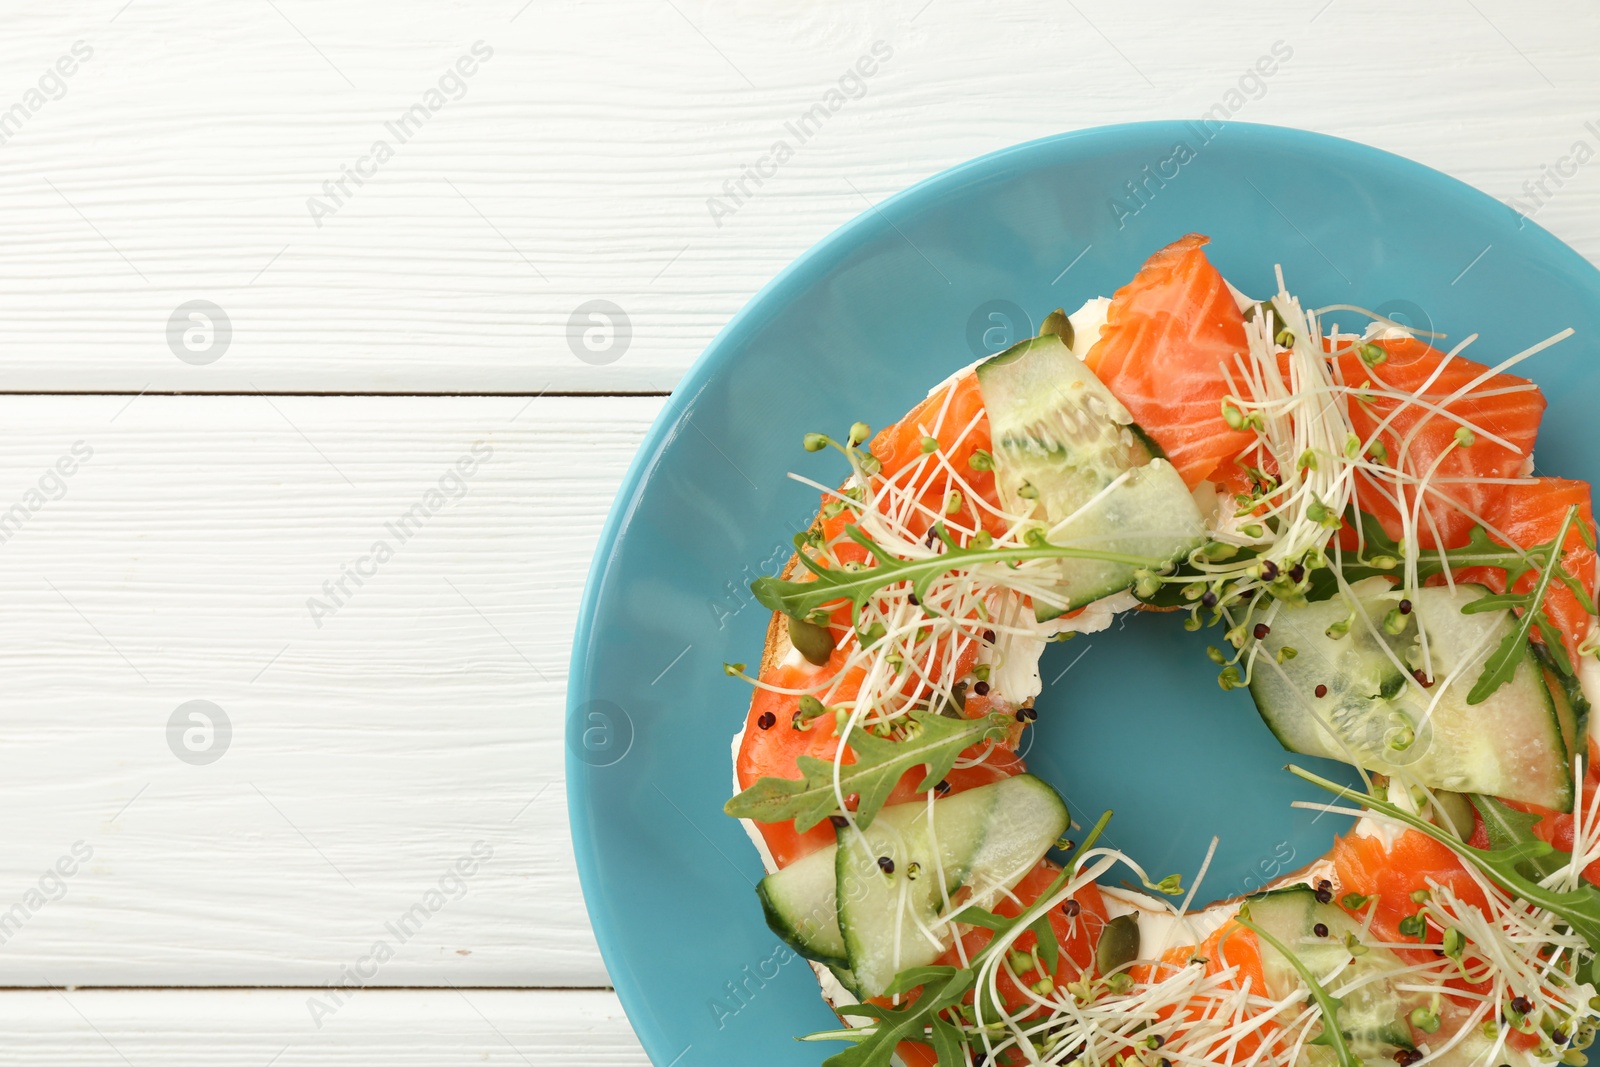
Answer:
[
  {"left": 0, "top": 989, "right": 648, "bottom": 1065},
  {"left": 3, "top": 0, "right": 1598, "bottom": 1061},
  {"left": 0, "top": 0, "right": 1596, "bottom": 393},
  {"left": 0, "top": 393, "right": 660, "bottom": 990}
]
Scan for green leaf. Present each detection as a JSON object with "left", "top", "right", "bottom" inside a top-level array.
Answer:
[
  {"left": 1028, "top": 908, "right": 1061, "bottom": 975},
  {"left": 723, "top": 708, "right": 1010, "bottom": 831},
  {"left": 1536, "top": 611, "right": 1576, "bottom": 677},
  {"left": 1471, "top": 794, "right": 1567, "bottom": 880},
  {"left": 881, "top": 966, "right": 959, "bottom": 997},
  {"left": 1466, "top": 506, "right": 1577, "bottom": 705},
  {"left": 820, "top": 968, "right": 975, "bottom": 1067},
  {"left": 751, "top": 522, "right": 1167, "bottom": 623},
  {"left": 1291, "top": 764, "right": 1600, "bottom": 984},
  {"left": 928, "top": 1016, "right": 967, "bottom": 1066}
]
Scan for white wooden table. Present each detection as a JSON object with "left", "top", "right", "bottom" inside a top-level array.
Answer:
[{"left": 2, "top": 1, "right": 1596, "bottom": 1061}]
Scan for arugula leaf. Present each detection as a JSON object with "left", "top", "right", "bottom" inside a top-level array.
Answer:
[
  {"left": 723, "top": 708, "right": 1010, "bottom": 831},
  {"left": 1235, "top": 902, "right": 1359, "bottom": 1067},
  {"left": 1465, "top": 506, "right": 1577, "bottom": 704},
  {"left": 1471, "top": 794, "right": 1568, "bottom": 880},
  {"left": 1291, "top": 764, "right": 1600, "bottom": 983},
  {"left": 927, "top": 1016, "right": 966, "bottom": 1066},
  {"left": 823, "top": 967, "right": 975, "bottom": 1067},
  {"left": 751, "top": 522, "right": 1167, "bottom": 623}
]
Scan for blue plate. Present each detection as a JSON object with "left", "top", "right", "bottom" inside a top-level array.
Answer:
[{"left": 568, "top": 121, "right": 1600, "bottom": 1066}]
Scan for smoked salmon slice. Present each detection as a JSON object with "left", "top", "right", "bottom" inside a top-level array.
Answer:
[
  {"left": 1334, "top": 334, "right": 1546, "bottom": 551},
  {"left": 1084, "top": 234, "right": 1257, "bottom": 488}
]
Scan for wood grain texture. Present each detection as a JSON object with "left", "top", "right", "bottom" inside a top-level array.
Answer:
[
  {"left": 0, "top": 988, "right": 648, "bottom": 1065},
  {"left": 0, "top": 393, "right": 661, "bottom": 986},
  {"left": 0, "top": 0, "right": 1596, "bottom": 392}
]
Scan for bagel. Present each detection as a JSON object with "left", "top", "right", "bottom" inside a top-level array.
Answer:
[{"left": 724, "top": 234, "right": 1600, "bottom": 1067}]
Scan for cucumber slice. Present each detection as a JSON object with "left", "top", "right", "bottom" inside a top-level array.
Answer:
[
  {"left": 1248, "top": 887, "right": 1416, "bottom": 1054},
  {"left": 757, "top": 844, "right": 848, "bottom": 967},
  {"left": 1249, "top": 581, "right": 1572, "bottom": 811},
  {"left": 975, "top": 333, "right": 1205, "bottom": 621},
  {"left": 836, "top": 774, "right": 1069, "bottom": 998}
]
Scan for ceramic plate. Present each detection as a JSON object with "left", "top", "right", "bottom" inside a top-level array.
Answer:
[{"left": 568, "top": 121, "right": 1600, "bottom": 1066}]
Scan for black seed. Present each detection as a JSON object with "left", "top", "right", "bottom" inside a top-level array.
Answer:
[
  {"left": 1201, "top": 591, "right": 1219, "bottom": 608},
  {"left": 1062, "top": 899, "right": 1081, "bottom": 917},
  {"left": 934, "top": 780, "right": 951, "bottom": 795},
  {"left": 877, "top": 856, "right": 894, "bottom": 874},
  {"left": 1399, "top": 598, "right": 1413, "bottom": 615},
  {"left": 974, "top": 681, "right": 991, "bottom": 696},
  {"left": 1317, "top": 879, "right": 1332, "bottom": 891},
  {"left": 830, "top": 815, "right": 848, "bottom": 828},
  {"left": 1315, "top": 684, "right": 1328, "bottom": 698},
  {"left": 1260, "top": 561, "right": 1279, "bottom": 581},
  {"left": 1315, "top": 888, "right": 1333, "bottom": 904},
  {"left": 1555, "top": 1031, "right": 1569, "bottom": 1045},
  {"left": 1016, "top": 706, "right": 1037, "bottom": 722},
  {"left": 1413, "top": 669, "right": 1434, "bottom": 688},
  {"left": 1313, "top": 922, "right": 1330, "bottom": 937},
  {"left": 757, "top": 711, "right": 776, "bottom": 730},
  {"left": 1395, "top": 1051, "right": 1423, "bottom": 1067},
  {"left": 1289, "top": 564, "right": 1306, "bottom": 582},
  {"left": 791, "top": 711, "right": 804, "bottom": 728},
  {"left": 907, "top": 592, "right": 919, "bottom": 606},
  {"left": 1253, "top": 623, "right": 1271, "bottom": 640},
  {"left": 1160, "top": 1059, "right": 1171, "bottom": 1067},
  {"left": 1148, "top": 1035, "right": 1164, "bottom": 1048},
  {"left": 982, "top": 629, "right": 996, "bottom": 643},
  {"left": 1511, "top": 996, "right": 1532, "bottom": 1014}
]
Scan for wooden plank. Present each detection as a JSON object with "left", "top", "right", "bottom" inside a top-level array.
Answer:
[
  {"left": 0, "top": 988, "right": 648, "bottom": 1065},
  {"left": 0, "top": 1, "right": 1594, "bottom": 392},
  {"left": 0, "top": 394, "right": 662, "bottom": 986}
]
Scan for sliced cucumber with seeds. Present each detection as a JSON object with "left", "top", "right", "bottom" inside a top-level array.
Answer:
[
  {"left": 757, "top": 843, "right": 848, "bottom": 967},
  {"left": 1249, "top": 580, "right": 1571, "bottom": 811},
  {"left": 975, "top": 333, "right": 1205, "bottom": 620},
  {"left": 835, "top": 773, "right": 1069, "bottom": 998},
  {"left": 1248, "top": 886, "right": 1416, "bottom": 1054}
]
